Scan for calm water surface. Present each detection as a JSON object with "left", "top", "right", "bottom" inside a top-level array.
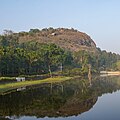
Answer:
[{"left": 0, "top": 76, "right": 120, "bottom": 120}]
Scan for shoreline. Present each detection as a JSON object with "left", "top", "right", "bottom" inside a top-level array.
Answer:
[{"left": 0, "top": 76, "right": 73, "bottom": 94}]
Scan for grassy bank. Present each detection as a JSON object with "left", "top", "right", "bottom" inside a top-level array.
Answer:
[
  {"left": 0, "top": 76, "right": 72, "bottom": 94},
  {"left": 0, "top": 77, "right": 16, "bottom": 81}
]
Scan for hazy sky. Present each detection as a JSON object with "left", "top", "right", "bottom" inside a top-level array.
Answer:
[{"left": 0, "top": 0, "right": 120, "bottom": 53}]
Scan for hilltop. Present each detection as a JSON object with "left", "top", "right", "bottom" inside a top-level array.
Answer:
[{"left": 17, "top": 28, "right": 97, "bottom": 52}]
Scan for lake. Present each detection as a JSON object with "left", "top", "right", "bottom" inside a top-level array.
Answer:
[{"left": 0, "top": 75, "right": 120, "bottom": 120}]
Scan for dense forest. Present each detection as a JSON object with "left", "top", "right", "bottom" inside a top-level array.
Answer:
[{"left": 0, "top": 29, "right": 120, "bottom": 76}]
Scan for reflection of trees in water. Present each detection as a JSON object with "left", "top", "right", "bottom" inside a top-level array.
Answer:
[
  {"left": 50, "top": 82, "right": 64, "bottom": 94},
  {"left": 92, "top": 76, "right": 120, "bottom": 95},
  {"left": 0, "top": 76, "right": 120, "bottom": 118}
]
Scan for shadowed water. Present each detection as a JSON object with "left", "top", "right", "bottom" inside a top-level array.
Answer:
[{"left": 0, "top": 76, "right": 120, "bottom": 120}]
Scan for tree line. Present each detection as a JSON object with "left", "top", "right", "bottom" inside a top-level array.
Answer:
[{"left": 0, "top": 30, "right": 120, "bottom": 76}]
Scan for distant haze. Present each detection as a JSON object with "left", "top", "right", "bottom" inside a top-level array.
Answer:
[{"left": 0, "top": 0, "right": 120, "bottom": 54}]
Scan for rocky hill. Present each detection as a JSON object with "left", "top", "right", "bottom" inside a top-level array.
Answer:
[{"left": 18, "top": 28, "right": 97, "bottom": 52}]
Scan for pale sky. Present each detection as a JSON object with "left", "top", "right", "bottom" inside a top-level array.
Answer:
[{"left": 0, "top": 0, "right": 120, "bottom": 54}]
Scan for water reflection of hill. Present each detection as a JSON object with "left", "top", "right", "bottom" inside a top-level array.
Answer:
[{"left": 0, "top": 76, "right": 120, "bottom": 119}]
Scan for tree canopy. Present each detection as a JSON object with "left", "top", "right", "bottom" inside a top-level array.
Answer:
[{"left": 0, "top": 32, "right": 120, "bottom": 76}]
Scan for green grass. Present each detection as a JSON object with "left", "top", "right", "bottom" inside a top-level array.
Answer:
[
  {"left": 0, "top": 76, "right": 72, "bottom": 94},
  {"left": 0, "top": 77, "right": 16, "bottom": 81}
]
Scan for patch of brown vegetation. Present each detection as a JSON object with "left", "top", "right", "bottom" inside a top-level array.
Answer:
[{"left": 18, "top": 28, "right": 97, "bottom": 52}]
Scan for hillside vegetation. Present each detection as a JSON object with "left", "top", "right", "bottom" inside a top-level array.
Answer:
[
  {"left": 0, "top": 28, "right": 120, "bottom": 77},
  {"left": 18, "top": 28, "right": 96, "bottom": 52}
]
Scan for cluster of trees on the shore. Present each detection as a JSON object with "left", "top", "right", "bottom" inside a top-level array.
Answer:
[
  {"left": 0, "top": 35, "right": 73, "bottom": 76},
  {"left": 0, "top": 30, "right": 120, "bottom": 76}
]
